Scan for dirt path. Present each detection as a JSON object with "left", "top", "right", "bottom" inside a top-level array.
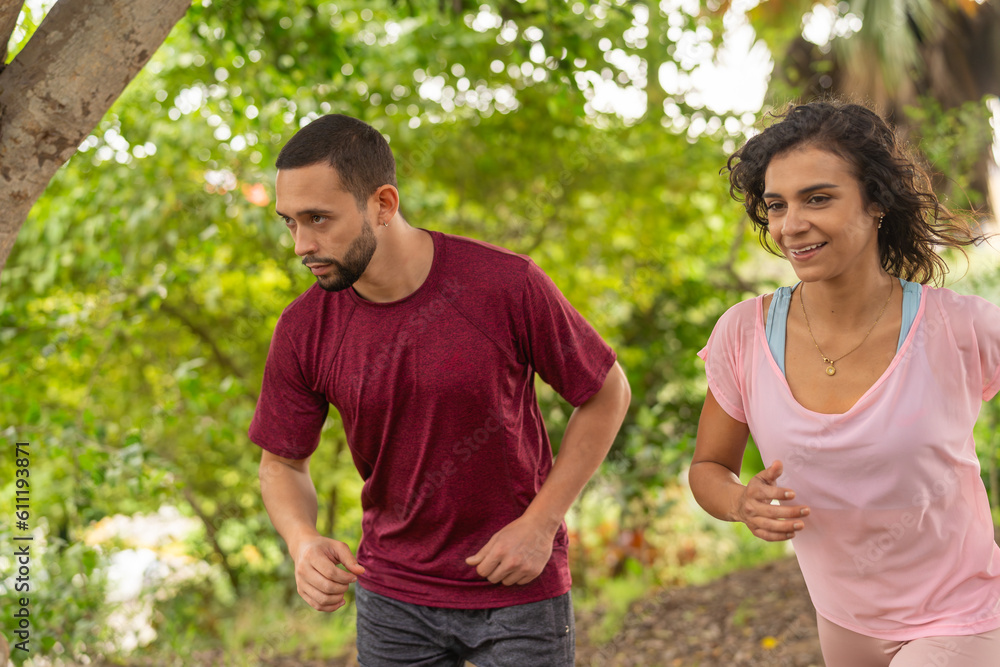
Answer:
[
  {"left": 575, "top": 525, "right": 999, "bottom": 666},
  {"left": 575, "top": 556, "right": 823, "bottom": 666}
]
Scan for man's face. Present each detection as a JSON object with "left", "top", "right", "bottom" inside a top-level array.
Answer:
[{"left": 275, "top": 163, "right": 377, "bottom": 292}]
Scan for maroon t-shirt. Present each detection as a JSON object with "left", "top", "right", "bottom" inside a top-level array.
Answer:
[{"left": 249, "top": 231, "right": 616, "bottom": 608}]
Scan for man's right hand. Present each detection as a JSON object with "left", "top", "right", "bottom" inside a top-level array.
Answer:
[{"left": 291, "top": 536, "right": 366, "bottom": 612}]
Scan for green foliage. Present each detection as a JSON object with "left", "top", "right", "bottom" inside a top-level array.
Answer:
[
  {"left": 2, "top": 0, "right": 998, "bottom": 660},
  {"left": 904, "top": 96, "right": 995, "bottom": 210},
  {"left": 959, "top": 254, "right": 1000, "bottom": 510}
]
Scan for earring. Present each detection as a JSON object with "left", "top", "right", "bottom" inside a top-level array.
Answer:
[
  {"left": 382, "top": 222, "right": 389, "bottom": 227},
  {"left": 878, "top": 213, "right": 884, "bottom": 229}
]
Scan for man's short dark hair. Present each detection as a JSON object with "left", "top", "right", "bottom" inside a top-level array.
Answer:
[{"left": 276, "top": 114, "right": 397, "bottom": 208}]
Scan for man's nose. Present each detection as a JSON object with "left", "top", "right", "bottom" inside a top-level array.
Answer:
[{"left": 294, "top": 226, "right": 318, "bottom": 258}]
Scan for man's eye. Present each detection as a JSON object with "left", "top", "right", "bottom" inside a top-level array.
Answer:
[{"left": 311, "top": 215, "right": 325, "bottom": 224}]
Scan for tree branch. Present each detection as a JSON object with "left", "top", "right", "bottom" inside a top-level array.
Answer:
[
  {"left": 0, "top": 0, "right": 190, "bottom": 278},
  {"left": 75, "top": 322, "right": 121, "bottom": 433},
  {"left": 716, "top": 217, "right": 756, "bottom": 295},
  {"left": 0, "top": 1, "right": 22, "bottom": 67},
  {"left": 158, "top": 299, "right": 252, "bottom": 387},
  {"left": 321, "top": 436, "right": 346, "bottom": 535},
  {"left": 182, "top": 486, "right": 241, "bottom": 593}
]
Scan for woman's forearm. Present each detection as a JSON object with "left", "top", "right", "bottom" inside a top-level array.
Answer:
[{"left": 689, "top": 460, "right": 745, "bottom": 523}]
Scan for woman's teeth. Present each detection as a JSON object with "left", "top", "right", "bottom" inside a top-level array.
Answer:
[{"left": 792, "top": 243, "right": 825, "bottom": 255}]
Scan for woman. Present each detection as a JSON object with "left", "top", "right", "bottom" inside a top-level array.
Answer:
[{"left": 689, "top": 100, "right": 1000, "bottom": 666}]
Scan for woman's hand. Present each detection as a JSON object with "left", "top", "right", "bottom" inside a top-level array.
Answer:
[
  {"left": 689, "top": 390, "right": 809, "bottom": 542},
  {"left": 736, "top": 460, "right": 810, "bottom": 541}
]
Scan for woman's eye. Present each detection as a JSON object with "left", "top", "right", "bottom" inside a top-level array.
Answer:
[
  {"left": 808, "top": 195, "right": 829, "bottom": 204},
  {"left": 765, "top": 201, "right": 784, "bottom": 212}
]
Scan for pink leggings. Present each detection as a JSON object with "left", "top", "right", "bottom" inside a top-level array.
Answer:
[{"left": 817, "top": 614, "right": 1000, "bottom": 667}]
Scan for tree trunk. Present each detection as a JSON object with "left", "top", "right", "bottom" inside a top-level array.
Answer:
[
  {"left": 0, "top": 0, "right": 191, "bottom": 278},
  {"left": 0, "top": 2, "right": 21, "bottom": 66},
  {"left": 775, "top": 2, "right": 1000, "bottom": 216}
]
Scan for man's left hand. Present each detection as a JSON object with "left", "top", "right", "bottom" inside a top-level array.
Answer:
[{"left": 465, "top": 515, "right": 556, "bottom": 585}]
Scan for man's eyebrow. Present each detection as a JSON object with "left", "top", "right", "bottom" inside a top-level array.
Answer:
[
  {"left": 274, "top": 207, "right": 335, "bottom": 218},
  {"left": 763, "top": 183, "right": 840, "bottom": 199}
]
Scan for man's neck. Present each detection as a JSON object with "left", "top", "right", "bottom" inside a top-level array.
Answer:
[{"left": 352, "top": 216, "right": 435, "bottom": 303}]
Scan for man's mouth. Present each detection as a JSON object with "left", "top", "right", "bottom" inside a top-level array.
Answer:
[{"left": 306, "top": 263, "right": 333, "bottom": 276}]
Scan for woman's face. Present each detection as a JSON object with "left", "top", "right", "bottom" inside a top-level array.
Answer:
[{"left": 762, "top": 145, "right": 882, "bottom": 284}]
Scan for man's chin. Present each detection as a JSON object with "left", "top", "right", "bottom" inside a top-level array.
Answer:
[{"left": 316, "top": 275, "right": 357, "bottom": 292}]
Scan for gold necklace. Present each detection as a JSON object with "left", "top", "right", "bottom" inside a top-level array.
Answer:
[{"left": 799, "top": 278, "right": 894, "bottom": 376}]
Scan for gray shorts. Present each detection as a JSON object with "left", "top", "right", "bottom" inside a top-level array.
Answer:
[{"left": 354, "top": 585, "right": 575, "bottom": 667}]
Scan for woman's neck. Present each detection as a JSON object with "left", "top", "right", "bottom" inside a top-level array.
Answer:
[{"left": 798, "top": 266, "right": 895, "bottom": 330}]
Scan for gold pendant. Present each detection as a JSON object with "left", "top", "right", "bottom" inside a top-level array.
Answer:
[{"left": 826, "top": 366, "right": 836, "bottom": 376}]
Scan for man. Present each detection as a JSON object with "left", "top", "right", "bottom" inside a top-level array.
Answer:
[{"left": 250, "top": 114, "right": 630, "bottom": 666}]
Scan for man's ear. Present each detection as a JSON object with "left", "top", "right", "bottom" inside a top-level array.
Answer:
[{"left": 373, "top": 184, "right": 399, "bottom": 223}]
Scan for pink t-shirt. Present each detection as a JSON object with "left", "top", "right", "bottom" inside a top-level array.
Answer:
[
  {"left": 700, "top": 285, "right": 1000, "bottom": 640},
  {"left": 249, "top": 231, "right": 616, "bottom": 609}
]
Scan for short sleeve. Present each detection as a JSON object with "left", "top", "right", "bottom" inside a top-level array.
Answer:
[
  {"left": 968, "top": 295, "right": 1000, "bottom": 400},
  {"left": 517, "top": 261, "right": 617, "bottom": 407},
  {"left": 697, "top": 302, "right": 751, "bottom": 423},
  {"left": 248, "top": 315, "right": 329, "bottom": 459}
]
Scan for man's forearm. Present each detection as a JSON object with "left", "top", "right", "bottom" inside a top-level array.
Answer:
[
  {"left": 259, "top": 454, "right": 322, "bottom": 559},
  {"left": 522, "top": 362, "right": 631, "bottom": 532}
]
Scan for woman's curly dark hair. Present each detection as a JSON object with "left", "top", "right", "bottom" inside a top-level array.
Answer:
[{"left": 724, "top": 100, "right": 983, "bottom": 285}]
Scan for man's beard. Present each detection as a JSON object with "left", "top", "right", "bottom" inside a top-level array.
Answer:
[{"left": 306, "top": 217, "right": 378, "bottom": 292}]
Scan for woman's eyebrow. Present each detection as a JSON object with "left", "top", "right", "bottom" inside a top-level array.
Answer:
[{"left": 763, "top": 183, "right": 840, "bottom": 198}]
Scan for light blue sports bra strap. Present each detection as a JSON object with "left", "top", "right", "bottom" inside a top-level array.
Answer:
[
  {"left": 765, "top": 278, "right": 921, "bottom": 376},
  {"left": 766, "top": 285, "right": 794, "bottom": 375},
  {"left": 898, "top": 278, "right": 921, "bottom": 347}
]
